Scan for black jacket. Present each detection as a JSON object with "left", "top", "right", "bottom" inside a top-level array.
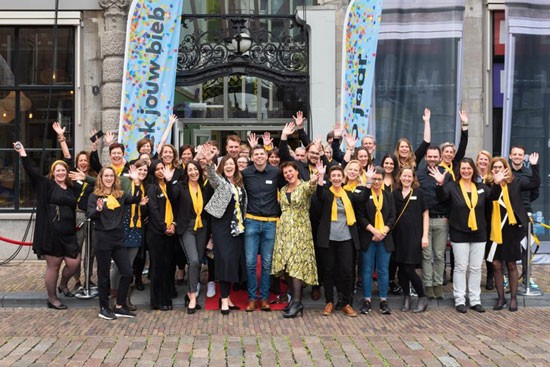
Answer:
[
  {"left": 356, "top": 189, "right": 396, "bottom": 252},
  {"left": 166, "top": 179, "right": 213, "bottom": 235}
]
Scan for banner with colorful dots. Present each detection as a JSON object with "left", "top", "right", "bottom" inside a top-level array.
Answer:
[
  {"left": 118, "top": 0, "right": 183, "bottom": 160},
  {"left": 340, "top": 0, "right": 383, "bottom": 143}
]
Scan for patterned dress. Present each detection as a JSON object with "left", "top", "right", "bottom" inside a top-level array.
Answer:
[{"left": 271, "top": 180, "right": 318, "bottom": 285}]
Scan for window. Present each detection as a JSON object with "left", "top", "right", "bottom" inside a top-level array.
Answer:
[
  {"left": 503, "top": 1, "right": 550, "bottom": 241},
  {"left": 0, "top": 26, "right": 75, "bottom": 210},
  {"left": 373, "top": 1, "right": 465, "bottom": 155}
]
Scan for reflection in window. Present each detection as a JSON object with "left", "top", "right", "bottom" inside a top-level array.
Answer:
[
  {"left": 0, "top": 26, "right": 75, "bottom": 210},
  {"left": 510, "top": 34, "right": 550, "bottom": 240},
  {"left": 184, "top": 0, "right": 318, "bottom": 15},
  {"left": 374, "top": 38, "right": 459, "bottom": 155}
]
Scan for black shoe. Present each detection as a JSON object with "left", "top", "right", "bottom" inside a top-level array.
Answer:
[
  {"left": 135, "top": 277, "right": 145, "bottom": 291},
  {"left": 456, "top": 304, "right": 467, "bottom": 313},
  {"left": 380, "top": 300, "right": 391, "bottom": 315},
  {"left": 389, "top": 281, "right": 403, "bottom": 295},
  {"left": 359, "top": 300, "right": 372, "bottom": 314},
  {"left": 220, "top": 308, "right": 230, "bottom": 316},
  {"left": 283, "top": 302, "right": 304, "bottom": 318},
  {"left": 442, "top": 271, "right": 448, "bottom": 286},
  {"left": 485, "top": 278, "right": 495, "bottom": 291},
  {"left": 493, "top": 299, "right": 507, "bottom": 311},
  {"left": 508, "top": 298, "right": 518, "bottom": 312},
  {"left": 47, "top": 301, "right": 67, "bottom": 310},
  {"left": 58, "top": 286, "right": 74, "bottom": 298},
  {"left": 98, "top": 307, "right": 116, "bottom": 320},
  {"left": 114, "top": 306, "right": 136, "bottom": 318},
  {"left": 470, "top": 304, "right": 486, "bottom": 313}
]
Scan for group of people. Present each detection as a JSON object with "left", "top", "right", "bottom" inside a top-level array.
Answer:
[{"left": 16, "top": 107, "right": 540, "bottom": 320}]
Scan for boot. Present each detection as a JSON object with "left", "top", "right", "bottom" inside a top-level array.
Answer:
[
  {"left": 401, "top": 296, "right": 411, "bottom": 312},
  {"left": 433, "top": 285, "right": 444, "bottom": 299},
  {"left": 283, "top": 302, "right": 304, "bottom": 318},
  {"left": 412, "top": 297, "right": 428, "bottom": 313},
  {"left": 127, "top": 288, "right": 137, "bottom": 311}
]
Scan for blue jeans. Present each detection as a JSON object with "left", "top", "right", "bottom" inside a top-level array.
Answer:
[
  {"left": 244, "top": 218, "right": 276, "bottom": 301},
  {"left": 361, "top": 241, "right": 391, "bottom": 299}
]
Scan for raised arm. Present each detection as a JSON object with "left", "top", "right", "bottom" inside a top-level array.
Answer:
[
  {"left": 278, "top": 122, "right": 297, "bottom": 163},
  {"left": 454, "top": 110, "right": 469, "bottom": 163},
  {"left": 157, "top": 114, "right": 177, "bottom": 154},
  {"left": 52, "top": 122, "right": 71, "bottom": 160}
]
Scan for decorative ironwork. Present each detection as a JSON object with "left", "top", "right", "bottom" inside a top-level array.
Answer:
[{"left": 176, "top": 14, "right": 308, "bottom": 86}]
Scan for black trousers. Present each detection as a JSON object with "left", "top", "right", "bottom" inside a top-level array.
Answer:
[
  {"left": 321, "top": 240, "right": 354, "bottom": 305},
  {"left": 95, "top": 244, "right": 132, "bottom": 310},
  {"left": 148, "top": 231, "right": 174, "bottom": 308}
]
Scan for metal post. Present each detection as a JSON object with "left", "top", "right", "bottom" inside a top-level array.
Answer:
[
  {"left": 518, "top": 214, "right": 543, "bottom": 296},
  {"left": 75, "top": 218, "right": 98, "bottom": 299}
]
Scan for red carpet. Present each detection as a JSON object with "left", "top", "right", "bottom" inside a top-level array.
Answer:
[{"left": 205, "top": 256, "right": 288, "bottom": 311}]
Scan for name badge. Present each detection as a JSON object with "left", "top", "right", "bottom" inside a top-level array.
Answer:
[
  {"left": 410, "top": 196, "right": 417, "bottom": 200},
  {"left": 354, "top": 189, "right": 362, "bottom": 194},
  {"left": 266, "top": 180, "right": 273, "bottom": 184},
  {"left": 157, "top": 193, "right": 165, "bottom": 198},
  {"left": 123, "top": 173, "right": 130, "bottom": 177},
  {"left": 477, "top": 189, "right": 484, "bottom": 194},
  {"left": 369, "top": 195, "right": 373, "bottom": 200}
]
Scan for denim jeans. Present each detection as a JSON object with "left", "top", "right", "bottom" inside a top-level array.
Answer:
[
  {"left": 361, "top": 241, "right": 391, "bottom": 299},
  {"left": 244, "top": 218, "right": 276, "bottom": 301}
]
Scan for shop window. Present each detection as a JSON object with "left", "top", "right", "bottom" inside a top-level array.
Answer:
[{"left": 0, "top": 26, "right": 75, "bottom": 210}]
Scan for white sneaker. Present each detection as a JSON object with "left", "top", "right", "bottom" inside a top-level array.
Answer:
[{"left": 206, "top": 281, "right": 216, "bottom": 298}]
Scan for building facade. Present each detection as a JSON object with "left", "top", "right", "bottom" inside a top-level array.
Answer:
[{"left": 0, "top": 0, "right": 549, "bottom": 258}]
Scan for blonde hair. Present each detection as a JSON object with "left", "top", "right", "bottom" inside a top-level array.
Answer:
[
  {"left": 394, "top": 138, "right": 416, "bottom": 169},
  {"left": 344, "top": 160, "right": 364, "bottom": 184},
  {"left": 94, "top": 166, "right": 123, "bottom": 198},
  {"left": 48, "top": 160, "right": 72, "bottom": 187},
  {"left": 395, "top": 166, "right": 420, "bottom": 190}
]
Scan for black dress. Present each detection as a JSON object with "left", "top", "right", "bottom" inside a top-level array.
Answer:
[
  {"left": 211, "top": 195, "right": 243, "bottom": 283},
  {"left": 392, "top": 188, "right": 427, "bottom": 265},
  {"left": 22, "top": 157, "right": 79, "bottom": 258}
]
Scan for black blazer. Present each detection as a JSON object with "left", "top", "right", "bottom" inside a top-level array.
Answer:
[
  {"left": 315, "top": 185, "right": 361, "bottom": 250},
  {"left": 146, "top": 183, "right": 172, "bottom": 235},
  {"left": 436, "top": 181, "right": 490, "bottom": 239},
  {"left": 166, "top": 179, "right": 213, "bottom": 235},
  {"left": 356, "top": 189, "right": 396, "bottom": 252}
]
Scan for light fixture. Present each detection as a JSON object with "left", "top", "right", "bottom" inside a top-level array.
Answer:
[
  {"left": 0, "top": 91, "right": 32, "bottom": 124},
  {"left": 230, "top": 19, "right": 252, "bottom": 56}
]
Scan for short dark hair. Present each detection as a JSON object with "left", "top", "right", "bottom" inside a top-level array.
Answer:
[
  {"left": 510, "top": 145, "right": 526, "bottom": 154},
  {"left": 280, "top": 161, "right": 299, "bottom": 172},
  {"left": 426, "top": 145, "right": 441, "bottom": 156},
  {"left": 109, "top": 142, "right": 125, "bottom": 154},
  {"left": 328, "top": 165, "right": 344, "bottom": 176}
]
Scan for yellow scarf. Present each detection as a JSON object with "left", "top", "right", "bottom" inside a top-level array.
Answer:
[
  {"left": 231, "top": 184, "right": 245, "bottom": 235},
  {"left": 106, "top": 194, "right": 120, "bottom": 210},
  {"left": 159, "top": 182, "right": 174, "bottom": 228},
  {"left": 112, "top": 164, "right": 124, "bottom": 177},
  {"left": 372, "top": 190, "right": 385, "bottom": 231},
  {"left": 329, "top": 187, "right": 356, "bottom": 226},
  {"left": 343, "top": 181, "right": 358, "bottom": 191},
  {"left": 189, "top": 182, "right": 203, "bottom": 231},
  {"left": 440, "top": 162, "right": 456, "bottom": 181},
  {"left": 129, "top": 184, "right": 144, "bottom": 228},
  {"left": 459, "top": 180, "right": 478, "bottom": 231},
  {"left": 490, "top": 184, "right": 518, "bottom": 244}
]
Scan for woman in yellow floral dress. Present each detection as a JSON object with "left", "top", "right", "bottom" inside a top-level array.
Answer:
[{"left": 272, "top": 161, "right": 320, "bottom": 318}]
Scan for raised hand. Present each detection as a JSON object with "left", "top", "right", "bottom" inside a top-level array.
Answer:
[
  {"left": 344, "top": 132, "right": 358, "bottom": 149},
  {"left": 140, "top": 195, "right": 149, "bottom": 206},
  {"left": 200, "top": 143, "right": 215, "bottom": 163},
  {"left": 169, "top": 114, "right": 178, "bottom": 126},
  {"left": 69, "top": 168, "right": 86, "bottom": 181},
  {"left": 96, "top": 197, "right": 104, "bottom": 211},
  {"left": 52, "top": 121, "right": 65, "bottom": 136},
  {"left": 292, "top": 111, "right": 304, "bottom": 129},
  {"left": 262, "top": 132, "right": 273, "bottom": 147},
  {"left": 365, "top": 165, "right": 376, "bottom": 179},
  {"left": 529, "top": 152, "right": 539, "bottom": 166},
  {"left": 459, "top": 110, "right": 469, "bottom": 125},
  {"left": 247, "top": 132, "right": 258, "bottom": 149},
  {"left": 281, "top": 122, "right": 296, "bottom": 138},
  {"left": 104, "top": 131, "right": 116, "bottom": 146},
  {"left": 163, "top": 166, "right": 175, "bottom": 182},
  {"left": 423, "top": 108, "right": 431, "bottom": 123},
  {"left": 333, "top": 121, "right": 343, "bottom": 139},
  {"left": 89, "top": 129, "right": 99, "bottom": 151},
  {"left": 13, "top": 142, "right": 26, "bottom": 157},
  {"left": 128, "top": 164, "right": 139, "bottom": 182},
  {"left": 494, "top": 168, "right": 510, "bottom": 185},
  {"left": 428, "top": 166, "right": 446, "bottom": 185},
  {"left": 316, "top": 161, "right": 326, "bottom": 177}
]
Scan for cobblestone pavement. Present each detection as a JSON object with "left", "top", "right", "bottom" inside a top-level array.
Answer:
[
  {"left": 0, "top": 307, "right": 549, "bottom": 366},
  {"left": 1, "top": 261, "right": 549, "bottom": 366}
]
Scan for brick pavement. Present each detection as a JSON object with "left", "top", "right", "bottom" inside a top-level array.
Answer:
[{"left": 1, "top": 260, "right": 550, "bottom": 365}]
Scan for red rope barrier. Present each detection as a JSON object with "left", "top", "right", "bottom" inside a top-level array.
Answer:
[{"left": 0, "top": 236, "right": 32, "bottom": 246}]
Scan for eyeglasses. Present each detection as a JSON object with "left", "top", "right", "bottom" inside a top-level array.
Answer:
[
  {"left": 308, "top": 151, "right": 320, "bottom": 156},
  {"left": 372, "top": 178, "right": 383, "bottom": 182}
]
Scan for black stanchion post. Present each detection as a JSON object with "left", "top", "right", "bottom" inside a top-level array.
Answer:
[
  {"left": 75, "top": 218, "right": 98, "bottom": 299},
  {"left": 519, "top": 214, "right": 543, "bottom": 296}
]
